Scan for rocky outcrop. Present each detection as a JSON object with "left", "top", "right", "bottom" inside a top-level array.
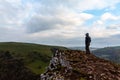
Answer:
[{"left": 41, "top": 49, "right": 120, "bottom": 80}]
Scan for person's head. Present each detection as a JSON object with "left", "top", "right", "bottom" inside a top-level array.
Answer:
[{"left": 86, "top": 33, "right": 89, "bottom": 36}]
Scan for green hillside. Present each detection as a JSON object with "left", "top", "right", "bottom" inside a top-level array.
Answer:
[
  {"left": 0, "top": 42, "right": 66, "bottom": 74},
  {"left": 92, "top": 46, "right": 120, "bottom": 64},
  {"left": 0, "top": 52, "right": 40, "bottom": 80}
]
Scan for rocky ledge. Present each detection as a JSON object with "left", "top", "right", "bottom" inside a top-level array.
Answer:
[{"left": 41, "top": 49, "right": 120, "bottom": 80}]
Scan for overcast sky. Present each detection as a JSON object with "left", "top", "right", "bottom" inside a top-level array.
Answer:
[{"left": 0, "top": 0, "right": 120, "bottom": 47}]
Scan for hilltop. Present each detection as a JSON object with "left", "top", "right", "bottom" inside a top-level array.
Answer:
[
  {"left": 0, "top": 42, "right": 66, "bottom": 74},
  {"left": 41, "top": 49, "right": 120, "bottom": 80}
]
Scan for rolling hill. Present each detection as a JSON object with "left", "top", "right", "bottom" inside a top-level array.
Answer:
[
  {"left": 92, "top": 46, "right": 120, "bottom": 64},
  {"left": 0, "top": 42, "right": 66, "bottom": 74}
]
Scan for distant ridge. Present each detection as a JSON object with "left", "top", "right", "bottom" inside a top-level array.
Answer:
[{"left": 93, "top": 46, "right": 120, "bottom": 64}]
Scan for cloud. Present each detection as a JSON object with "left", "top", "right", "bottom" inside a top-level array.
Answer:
[
  {"left": 0, "top": 0, "right": 33, "bottom": 28},
  {"left": 25, "top": 0, "right": 120, "bottom": 40},
  {"left": 26, "top": 5, "right": 94, "bottom": 34},
  {"left": 0, "top": 26, "right": 26, "bottom": 42},
  {"left": 88, "top": 25, "right": 120, "bottom": 39},
  {"left": 107, "top": 24, "right": 120, "bottom": 29},
  {"left": 26, "top": 15, "right": 58, "bottom": 33},
  {"left": 101, "top": 12, "right": 119, "bottom": 21},
  {"left": 0, "top": 0, "right": 32, "bottom": 41},
  {"left": 0, "top": 0, "right": 120, "bottom": 47},
  {"left": 35, "top": 0, "right": 120, "bottom": 11},
  {"left": 76, "top": 0, "right": 120, "bottom": 11},
  {"left": 94, "top": 12, "right": 120, "bottom": 26},
  {"left": 89, "top": 12, "right": 120, "bottom": 38},
  {"left": 92, "top": 33, "right": 120, "bottom": 47}
]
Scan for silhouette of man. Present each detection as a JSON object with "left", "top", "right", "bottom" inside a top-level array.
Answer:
[{"left": 85, "top": 33, "right": 91, "bottom": 54}]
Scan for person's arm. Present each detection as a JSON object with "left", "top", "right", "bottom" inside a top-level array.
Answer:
[{"left": 90, "top": 37, "right": 91, "bottom": 42}]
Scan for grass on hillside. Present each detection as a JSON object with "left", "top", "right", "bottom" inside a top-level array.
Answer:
[{"left": 0, "top": 42, "right": 66, "bottom": 74}]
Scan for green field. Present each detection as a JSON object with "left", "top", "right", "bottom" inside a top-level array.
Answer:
[{"left": 0, "top": 42, "right": 66, "bottom": 74}]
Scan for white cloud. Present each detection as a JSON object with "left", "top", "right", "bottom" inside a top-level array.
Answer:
[
  {"left": 0, "top": 0, "right": 33, "bottom": 29},
  {"left": 5, "top": 0, "right": 21, "bottom": 4},
  {"left": 88, "top": 12, "right": 120, "bottom": 38},
  {"left": 0, "top": 0, "right": 120, "bottom": 47},
  {"left": 108, "top": 24, "right": 120, "bottom": 29},
  {"left": 26, "top": 5, "right": 94, "bottom": 39},
  {"left": 101, "top": 12, "right": 119, "bottom": 21},
  {"left": 68, "top": 0, "right": 120, "bottom": 11}
]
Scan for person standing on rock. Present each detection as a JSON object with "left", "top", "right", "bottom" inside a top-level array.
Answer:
[{"left": 85, "top": 33, "right": 91, "bottom": 54}]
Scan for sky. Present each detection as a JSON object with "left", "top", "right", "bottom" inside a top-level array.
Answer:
[{"left": 0, "top": 0, "right": 120, "bottom": 47}]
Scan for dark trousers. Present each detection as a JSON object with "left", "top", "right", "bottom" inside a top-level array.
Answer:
[{"left": 85, "top": 43, "right": 90, "bottom": 54}]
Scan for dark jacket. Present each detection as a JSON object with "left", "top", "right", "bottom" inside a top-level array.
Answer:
[{"left": 85, "top": 36, "right": 91, "bottom": 45}]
